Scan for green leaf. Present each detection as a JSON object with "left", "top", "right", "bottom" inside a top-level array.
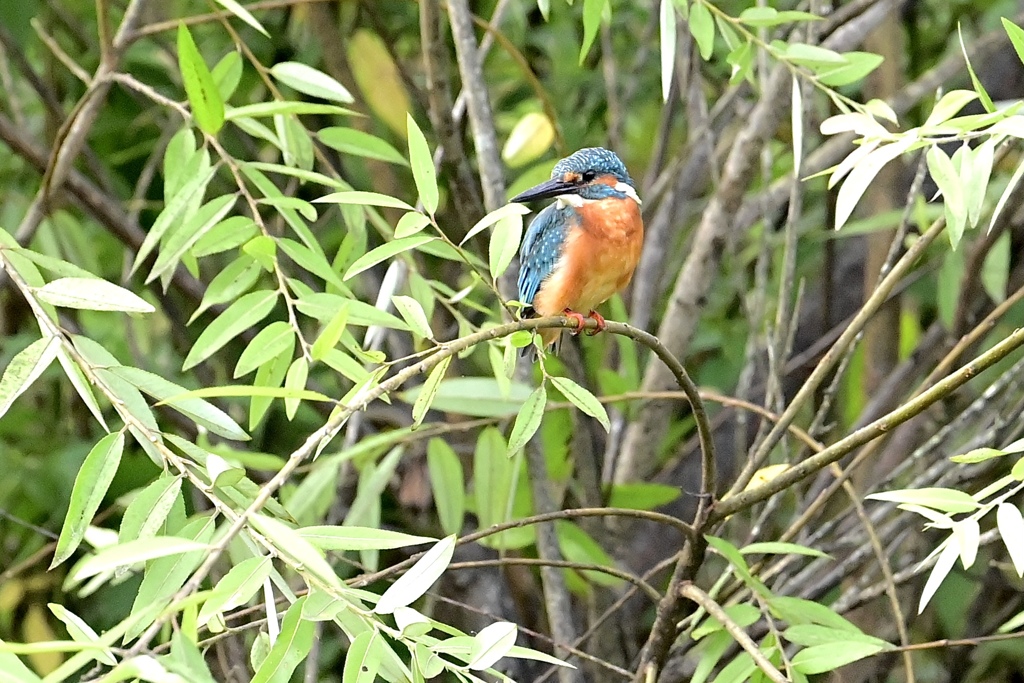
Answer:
[
  {"left": 374, "top": 535, "right": 456, "bottom": 614},
  {"left": 316, "top": 190, "right": 414, "bottom": 211},
  {"left": 166, "top": 631, "right": 218, "bottom": 683},
  {"left": 785, "top": 43, "right": 846, "bottom": 69},
  {"left": 835, "top": 138, "right": 915, "bottom": 231},
  {"left": 791, "top": 641, "right": 887, "bottom": 674},
  {"left": 460, "top": 203, "right": 530, "bottom": 245},
  {"left": 296, "top": 293, "right": 408, "bottom": 330},
  {"left": 250, "top": 345, "right": 294, "bottom": 429},
  {"left": 412, "top": 356, "right": 452, "bottom": 426},
  {"left": 0, "top": 336, "right": 60, "bottom": 420},
  {"left": 47, "top": 605, "right": 116, "bottom": 666},
  {"left": 738, "top": 7, "right": 820, "bottom": 26},
  {"left": 660, "top": 0, "right": 676, "bottom": 101},
  {"left": 71, "top": 536, "right": 210, "bottom": 581},
  {"left": 271, "top": 62, "right": 353, "bottom": 103},
  {"left": 865, "top": 487, "right": 978, "bottom": 514},
  {"left": 919, "top": 539, "right": 960, "bottom": 612},
  {"left": 959, "top": 26, "right": 995, "bottom": 113},
  {"left": 319, "top": 127, "right": 407, "bottom": 165},
  {"left": 489, "top": 213, "right": 523, "bottom": 280},
  {"left": 1004, "top": 18, "right": 1024, "bottom": 68},
  {"left": 427, "top": 438, "right": 465, "bottom": 536},
  {"left": 606, "top": 482, "right": 681, "bottom": 510},
  {"left": 556, "top": 521, "right": 622, "bottom": 586},
  {"left": 214, "top": 0, "right": 269, "bottom": 36},
  {"left": 183, "top": 290, "right": 278, "bottom": 370},
  {"left": 982, "top": 230, "right": 1010, "bottom": 303},
  {"left": 234, "top": 321, "right": 295, "bottom": 377},
  {"left": 400, "top": 377, "right": 533, "bottom": 417},
  {"left": 951, "top": 447, "right": 1007, "bottom": 464},
  {"left": 817, "top": 52, "right": 884, "bottom": 87},
  {"left": 394, "top": 211, "right": 432, "bottom": 239},
  {"left": 211, "top": 50, "right": 243, "bottom": 101},
  {"left": 768, "top": 596, "right": 862, "bottom": 632},
  {"left": 108, "top": 365, "right": 249, "bottom": 440},
  {"left": 925, "top": 90, "right": 979, "bottom": 128},
  {"left": 741, "top": 542, "right": 829, "bottom": 558},
  {"left": 118, "top": 475, "right": 183, "bottom": 546},
  {"left": 298, "top": 526, "right": 436, "bottom": 551},
  {"left": 250, "top": 514, "right": 344, "bottom": 590},
  {"left": 344, "top": 235, "right": 435, "bottom": 280},
  {"left": 136, "top": 164, "right": 217, "bottom": 270},
  {"left": 391, "top": 295, "right": 433, "bottom": 339},
  {"left": 125, "top": 516, "right": 216, "bottom": 641},
  {"left": 284, "top": 357, "right": 308, "bottom": 419},
  {"left": 688, "top": 1, "right": 715, "bottom": 60},
  {"left": 343, "top": 630, "right": 383, "bottom": 683},
  {"left": 311, "top": 305, "right": 349, "bottom": 361},
  {"left": 507, "top": 386, "right": 547, "bottom": 455},
  {"left": 148, "top": 194, "right": 237, "bottom": 283},
  {"left": 198, "top": 556, "right": 273, "bottom": 624},
  {"left": 784, "top": 624, "right": 889, "bottom": 649},
  {"left": 549, "top": 376, "right": 610, "bottom": 431},
  {"left": 226, "top": 101, "right": 354, "bottom": 120},
  {"left": 579, "top": 0, "right": 606, "bottom": 64},
  {"left": 407, "top": 114, "right": 439, "bottom": 215},
  {"left": 36, "top": 278, "right": 154, "bottom": 313},
  {"left": 998, "top": 503, "right": 1024, "bottom": 577},
  {"left": 177, "top": 24, "right": 225, "bottom": 135},
  {"left": 190, "top": 256, "right": 261, "bottom": 322},
  {"left": 251, "top": 598, "right": 315, "bottom": 683},
  {"left": 469, "top": 622, "right": 517, "bottom": 670},
  {"left": 966, "top": 137, "right": 995, "bottom": 229},
  {"left": 692, "top": 603, "right": 761, "bottom": 640},
  {"left": 7, "top": 247, "right": 100, "bottom": 280},
  {"left": 258, "top": 195, "right": 317, "bottom": 222},
  {"left": 52, "top": 432, "right": 125, "bottom": 567},
  {"left": 191, "top": 216, "right": 259, "bottom": 258}
]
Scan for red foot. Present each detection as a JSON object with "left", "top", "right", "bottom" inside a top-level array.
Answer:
[
  {"left": 585, "top": 310, "right": 606, "bottom": 336},
  {"left": 562, "top": 308, "right": 587, "bottom": 335}
]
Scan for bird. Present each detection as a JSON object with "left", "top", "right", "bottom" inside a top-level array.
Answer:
[{"left": 512, "top": 147, "right": 643, "bottom": 354}]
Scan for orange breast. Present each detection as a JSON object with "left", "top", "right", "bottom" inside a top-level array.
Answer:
[{"left": 532, "top": 197, "right": 643, "bottom": 323}]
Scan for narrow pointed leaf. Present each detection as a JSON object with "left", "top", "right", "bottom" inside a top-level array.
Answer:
[
  {"left": 52, "top": 433, "right": 125, "bottom": 567},
  {"left": 550, "top": 376, "right": 609, "bottom": 431},
  {"left": 0, "top": 336, "right": 60, "bottom": 420},
  {"left": 36, "top": 278, "right": 154, "bottom": 313},
  {"left": 506, "top": 386, "right": 546, "bottom": 454},
  {"left": 183, "top": 290, "right": 278, "bottom": 370},
  {"left": 177, "top": 24, "right": 225, "bottom": 135},
  {"left": 374, "top": 535, "right": 456, "bottom": 614},
  {"left": 412, "top": 356, "right": 451, "bottom": 426},
  {"left": 407, "top": 114, "right": 439, "bottom": 215},
  {"left": 72, "top": 537, "right": 210, "bottom": 580},
  {"left": 271, "top": 62, "right": 352, "bottom": 103}
]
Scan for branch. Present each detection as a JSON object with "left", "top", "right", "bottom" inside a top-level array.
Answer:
[
  {"left": 712, "top": 325, "right": 1024, "bottom": 521},
  {"left": 126, "top": 315, "right": 706, "bottom": 652},
  {"left": 679, "top": 583, "right": 788, "bottom": 683}
]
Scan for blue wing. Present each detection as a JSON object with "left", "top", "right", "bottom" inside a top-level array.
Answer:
[{"left": 517, "top": 203, "right": 574, "bottom": 311}]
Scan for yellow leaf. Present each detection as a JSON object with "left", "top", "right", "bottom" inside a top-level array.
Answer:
[
  {"left": 347, "top": 30, "right": 411, "bottom": 138},
  {"left": 23, "top": 603, "right": 62, "bottom": 674},
  {"left": 502, "top": 112, "right": 555, "bottom": 168}
]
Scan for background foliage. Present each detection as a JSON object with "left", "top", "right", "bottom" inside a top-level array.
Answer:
[{"left": 5, "top": 0, "right": 1024, "bottom": 682}]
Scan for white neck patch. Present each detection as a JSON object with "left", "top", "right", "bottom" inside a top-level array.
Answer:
[{"left": 615, "top": 182, "right": 642, "bottom": 205}]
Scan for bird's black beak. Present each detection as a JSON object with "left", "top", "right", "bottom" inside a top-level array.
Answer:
[{"left": 510, "top": 178, "right": 578, "bottom": 203}]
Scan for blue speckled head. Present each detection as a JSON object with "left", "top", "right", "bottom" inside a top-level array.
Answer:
[
  {"left": 551, "top": 147, "right": 634, "bottom": 187},
  {"left": 510, "top": 147, "right": 639, "bottom": 205}
]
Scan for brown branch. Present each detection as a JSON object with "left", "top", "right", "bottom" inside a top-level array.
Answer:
[{"left": 679, "top": 583, "right": 788, "bottom": 683}]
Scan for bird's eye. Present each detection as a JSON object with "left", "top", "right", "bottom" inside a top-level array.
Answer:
[{"left": 581, "top": 171, "right": 596, "bottom": 183}]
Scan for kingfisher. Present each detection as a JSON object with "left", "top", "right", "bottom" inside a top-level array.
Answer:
[{"left": 513, "top": 147, "right": 643, "bottom": 353}]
